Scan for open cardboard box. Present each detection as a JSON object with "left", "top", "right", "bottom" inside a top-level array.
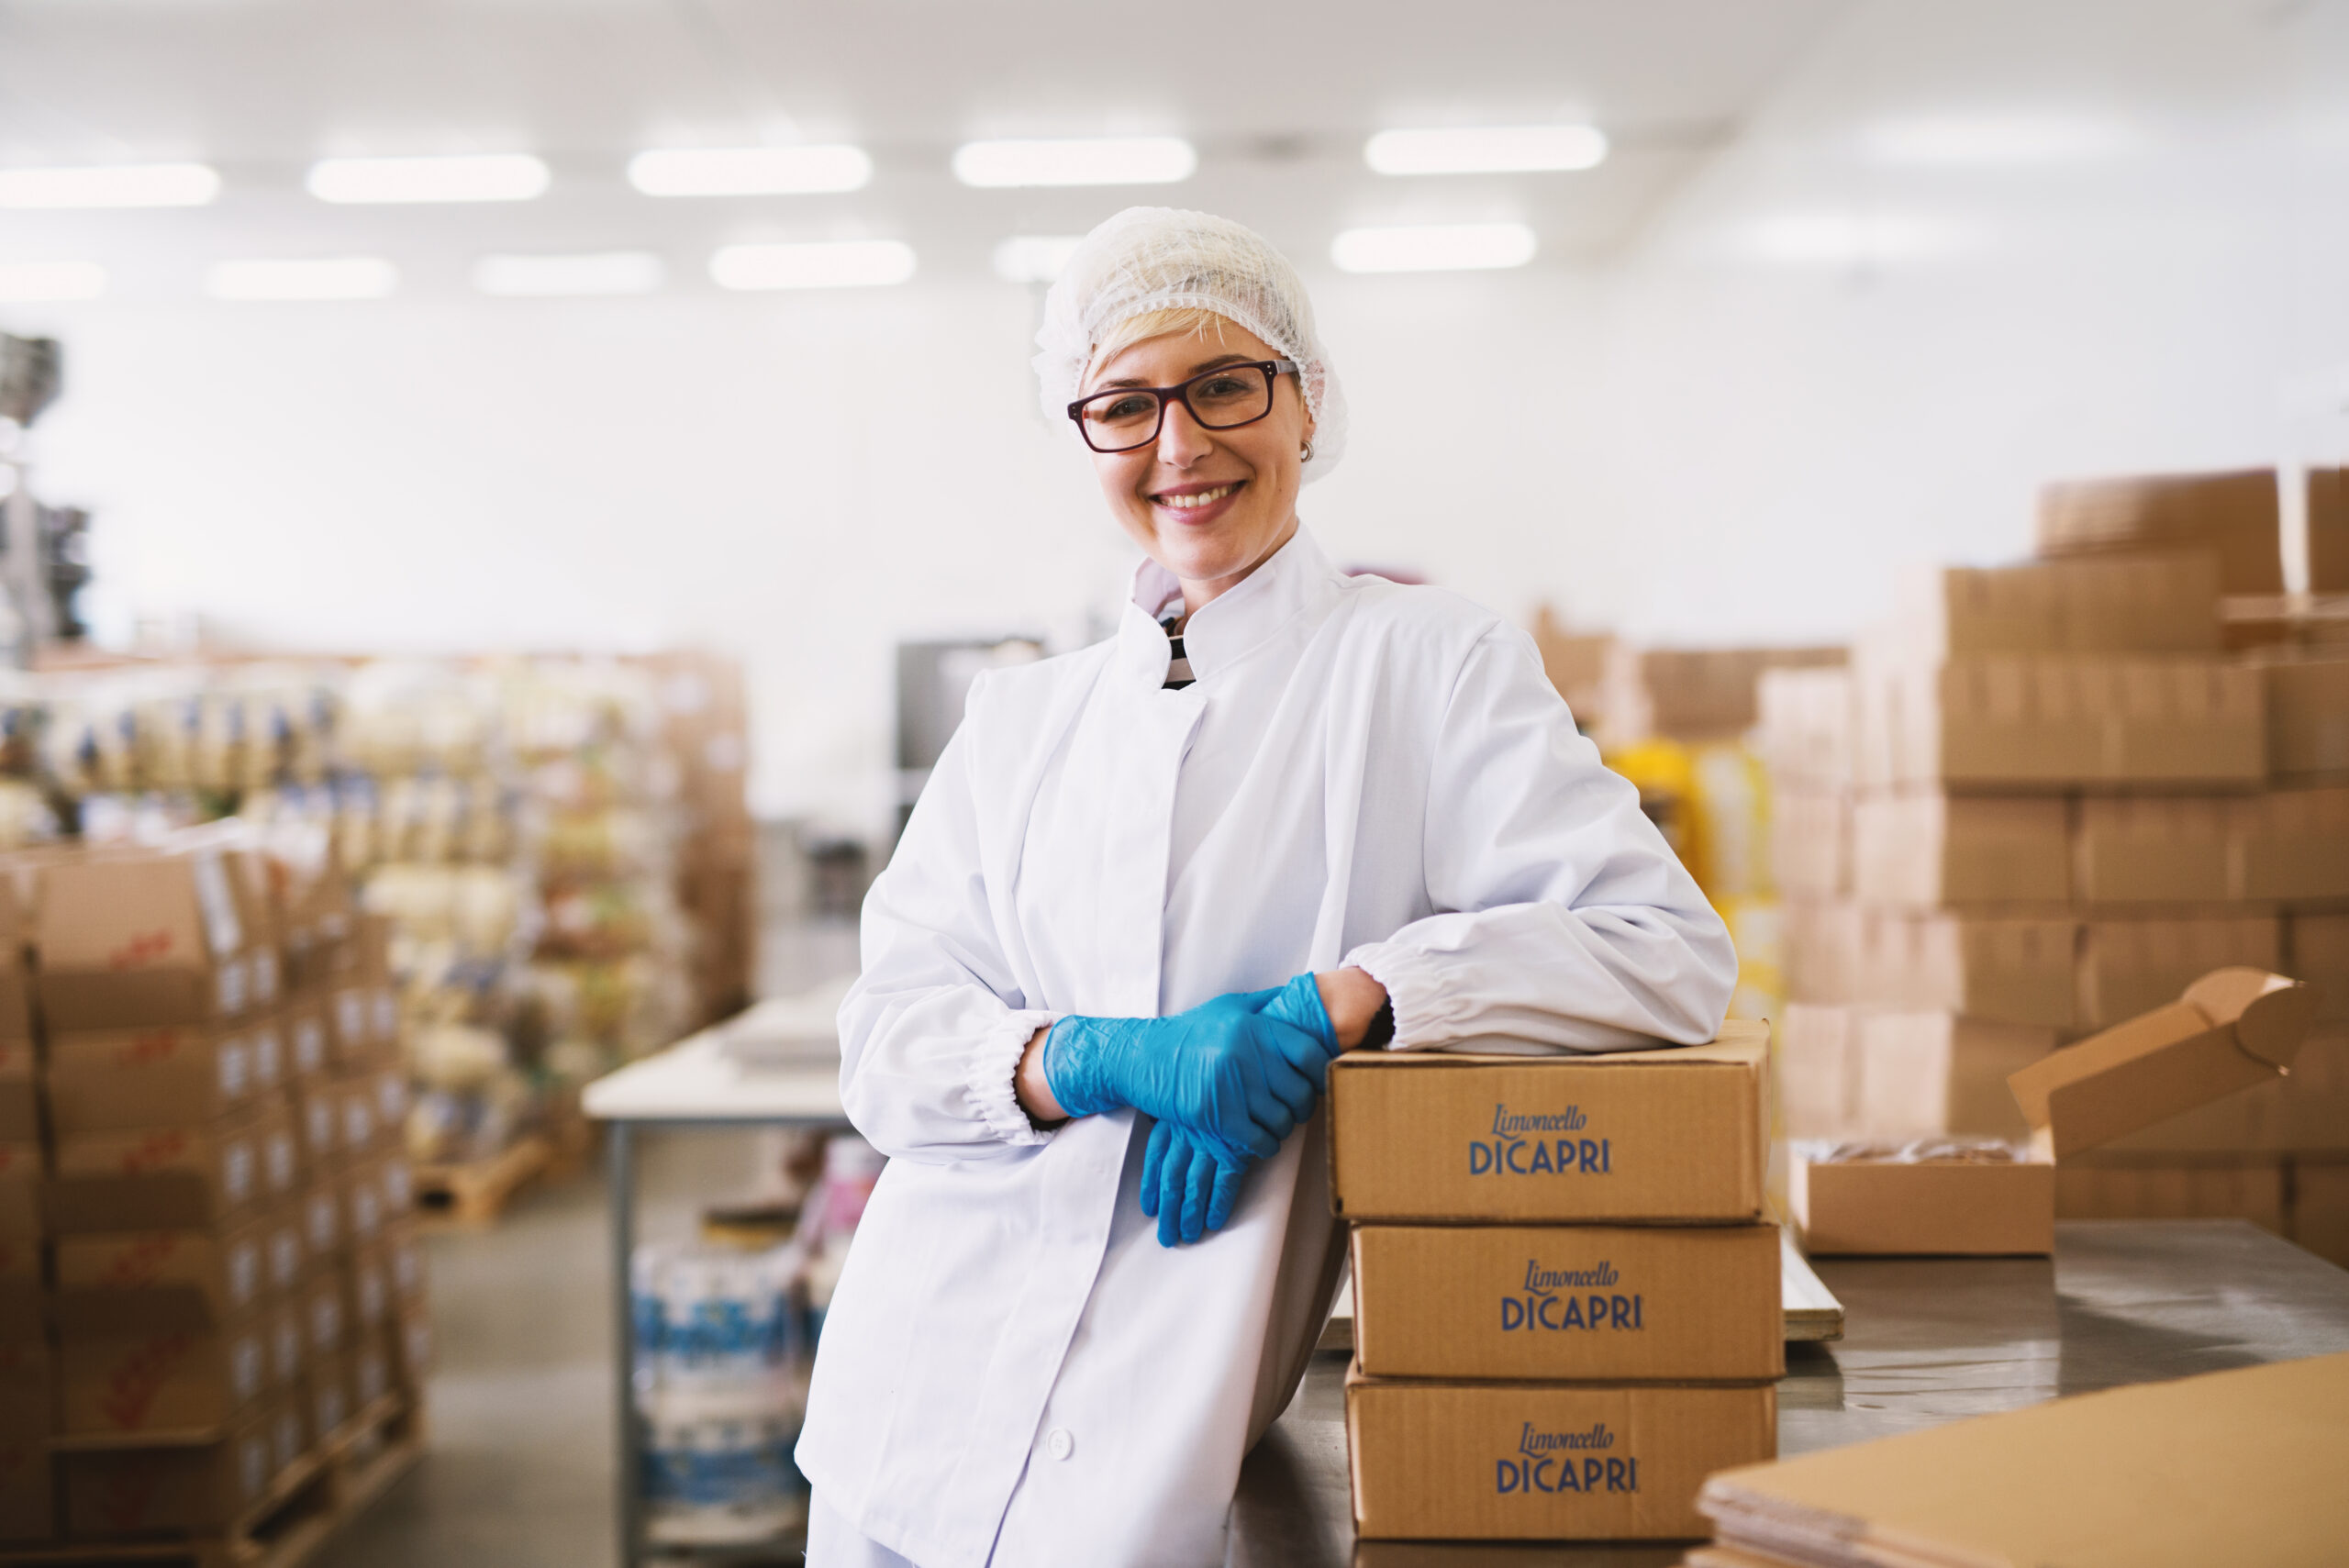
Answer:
[{"left": 1791, "top": 967, "right": 2317, "bottom": 1256}]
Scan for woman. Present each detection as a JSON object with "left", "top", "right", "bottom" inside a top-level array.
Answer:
[{"left": 796, "top": 207, "right": 1736, "bottom": 1568}]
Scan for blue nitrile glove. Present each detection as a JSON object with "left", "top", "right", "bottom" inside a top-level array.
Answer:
[
  {"left": 1138, "top": 973, "right": 1341, "bottom": 1246},
  {"left": 1042, "top": 987, "right": 1327, "bottom": 1166}
]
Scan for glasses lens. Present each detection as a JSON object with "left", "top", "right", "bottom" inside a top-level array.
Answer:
[
  {"left": 1186, "top": 367, "right": 1271, "bottom": 429},
  {"left": 1080, "top": 391, "right": 1162, "bottom": 451}
]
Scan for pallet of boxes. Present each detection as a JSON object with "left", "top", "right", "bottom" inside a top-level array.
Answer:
[
  {"left": 1765, "top": 468, "right": 2349, "bottom": 1262},
  {"left": 1329, "top": 1020, "right": 1778, "bottom": 1543},
  {"left": 0, "top": 840, "right": 429, "bottom": 1559}
]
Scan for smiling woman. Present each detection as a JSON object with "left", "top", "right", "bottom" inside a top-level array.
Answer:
[{"left": 795, "top": 206, "right": 1734, "bottom": 1568}]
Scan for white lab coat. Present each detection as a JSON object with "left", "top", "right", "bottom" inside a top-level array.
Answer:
[{"left": 797, "top": 527, "right": 1735, "bottom": 1568}]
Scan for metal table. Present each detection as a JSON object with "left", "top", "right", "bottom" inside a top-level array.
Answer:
[
  {"left": 583, "top": 1002, "right": 854, "bottom": 1568},
  {"left": 1228, "top": 1220, "right": 2349, "bottom": 1568}
]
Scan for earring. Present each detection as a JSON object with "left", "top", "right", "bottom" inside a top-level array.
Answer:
[{"left": 1300, "top": 439, "right": 1315, "bottom": 462}]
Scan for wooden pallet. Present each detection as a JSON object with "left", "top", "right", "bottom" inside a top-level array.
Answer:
[
  {"left": 4, "top": 1395, "right": 424, "bottom": 1568},
  {"left": 413, "top": 1132, "right": 553, "bottom": 1229}
]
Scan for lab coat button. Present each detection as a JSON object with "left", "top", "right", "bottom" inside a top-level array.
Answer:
[{"left": 1047, "top": 1428, "right": 1074, "bottom": 1461}]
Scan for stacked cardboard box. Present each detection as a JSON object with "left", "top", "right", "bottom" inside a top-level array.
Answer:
[
  {"left": 1767, "top": 501, "right": 2349, "bottom": 1264},
  {"left": 0, "top": 873, "right": 48, "bottom": 1542},
  {"left": 1329, "top": 1025, "right": 1777, "bottom": 1542},
  {"left": 643, "top": 651, "right": 757, "bottom": 1029},
  {"left": 22, "top": 842, "right": 426, "bottom": 1543}
]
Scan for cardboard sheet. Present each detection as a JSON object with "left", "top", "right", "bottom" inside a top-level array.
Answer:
[{"left": 1699, "top": 1351, "right": 2349, "bottom": 1568}]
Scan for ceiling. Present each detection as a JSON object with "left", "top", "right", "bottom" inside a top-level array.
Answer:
[{"left": 0, "top": 0, "right": 1852, "bottom": 295}]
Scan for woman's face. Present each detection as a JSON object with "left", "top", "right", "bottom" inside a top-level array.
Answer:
[{"left": 1083, "top": 318, "right": 1315, "bottom": 606}]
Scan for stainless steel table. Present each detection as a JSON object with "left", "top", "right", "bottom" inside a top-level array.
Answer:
[{"left": 1228, "top": 1220, "right": 2349, "bottom": 1568}]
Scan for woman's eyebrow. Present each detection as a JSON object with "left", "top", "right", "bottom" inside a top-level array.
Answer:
[{"left": 1093, "top": 353, "right": 1257, "bottom": 391}]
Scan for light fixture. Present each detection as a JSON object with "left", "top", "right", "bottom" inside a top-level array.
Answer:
[
  {"left": 0, "top": 162, "right": 220, "bottom": 209},
  {"left": 628, "top": 145, "right": 872, "bottom": 196},
  {"left": 206, "top": 257, "right": 399, "bottom": 301},
  {"left": 0, "top": 261, "right": 106, "bottom": 302},
  {"left": 306, "top": 154, "right": 550, "bottom": 205},
  {"left": 1364, "top": 125, "right": 1608, "bottom": 176},
  {"left": 952, "top": 137, "right": 1195, "bottom": 188},
  {"left": 708, "top": 240, "right": 916, "bottom": 291},
  {"left": 473, "top": 251, "right": 666, "bottom": 297},
  {"left": 1330, "top": 222, "right": 1537, "bottom": 273},
  {"left": 991, "top": 235, "right": 1085, "bottom": 284}
]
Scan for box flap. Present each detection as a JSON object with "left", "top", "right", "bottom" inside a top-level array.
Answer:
[
  {"left": 1349, "top": 1021, "right": 1769, "bottom": 1071},
  {"left": 2008, "top": 968, "right": 2314, "bottom": 1159}
]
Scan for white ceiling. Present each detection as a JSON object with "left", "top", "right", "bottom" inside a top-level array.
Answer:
[{"left": 0, "top": 0, "right": 1853, "bottom": 292}]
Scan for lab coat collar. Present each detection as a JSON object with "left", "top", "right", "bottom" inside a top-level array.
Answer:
[{"left": 1116, "top": 525, "right": 1338, "bottom": 687}]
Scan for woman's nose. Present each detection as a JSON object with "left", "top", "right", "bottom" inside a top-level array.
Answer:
[{"left": 1155, "top": 399, "right": 1215, "bottom": 466}]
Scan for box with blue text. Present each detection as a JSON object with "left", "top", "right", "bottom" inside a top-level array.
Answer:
[
  {"left": 1349, "top": 1221, "right": 1781, "bottom": 1382},
  {"left": 1327, "top": 1024, "right": 1768, "bottom": 1222},
  {"left": 1345, "top": 1371, "right": 1776, "bottom": 1540}
]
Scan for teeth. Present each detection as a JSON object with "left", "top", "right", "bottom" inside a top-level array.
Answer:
[{"left": 1159, "top": 484, "right": 1237, "bottom": 510}]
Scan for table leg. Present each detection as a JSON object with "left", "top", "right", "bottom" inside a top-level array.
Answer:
[{"left": 610, "top": 1120, "right": 640, "bottom": 1568}]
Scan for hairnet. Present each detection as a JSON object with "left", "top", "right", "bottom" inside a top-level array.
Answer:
[{"left": 1033, "top": 206, "right": 1348, "bottom": 484}]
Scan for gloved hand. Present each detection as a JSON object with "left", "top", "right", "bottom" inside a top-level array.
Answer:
[
  {"left": 1138, "top": 973, "right": 1341, "bottom": 1246},
  {"left": 1042, "top": 984, "right": 1328, "bottom": 1166}
]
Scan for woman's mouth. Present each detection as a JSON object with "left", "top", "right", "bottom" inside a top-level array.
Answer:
[{"left": 1151, "top": 481, "right": 1244, "bottom": 524}]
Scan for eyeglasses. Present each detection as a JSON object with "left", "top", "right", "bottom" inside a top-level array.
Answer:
[{"left": 1066, "top": 359, "right": 1298, "bottom": 453}]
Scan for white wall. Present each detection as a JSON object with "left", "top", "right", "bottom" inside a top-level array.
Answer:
[{"left": 14, "top": 0, "right": 2347, "bottom": 836}]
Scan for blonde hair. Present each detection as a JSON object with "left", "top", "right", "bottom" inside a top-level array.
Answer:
[{"left": 1084, "top": 306, "right": 1239, "bottom": 386}]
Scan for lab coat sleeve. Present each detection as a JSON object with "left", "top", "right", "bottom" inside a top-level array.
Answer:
[
  {"left": 837, "top": 716, "right": 1056, "bottom": 1162},
  {"left": 1341, "top": 624, "right": 1738, "bottom": 1051}
]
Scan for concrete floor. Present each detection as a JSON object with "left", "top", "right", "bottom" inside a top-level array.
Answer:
[{"left": 333, "top": 912, "right": 861, "bottom": 1568}]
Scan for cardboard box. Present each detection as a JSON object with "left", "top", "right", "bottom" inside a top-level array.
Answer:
[
  {"left": 44, "top": 1025, "right": 271, "bottom": 1134},
  {"left": 0, "top": 1340, "right": 51, "bottom": 1440},
  {"left": 1698, "top": 1351, "right": 2349, "bottom": 1568},
  {"left": 1769, "top": 790, "right": 1849, "bottom": 900},
  {"left": 284, "top": 999, "right": 331, "bottom": 1084},
  {"left": 2310, "top": 466, "right": 2348, "bottom": 593},
  {"left": 384, "top": 1223, "right": 424, "bottom": 1306},
  {"left": 292, "top": 1084, "right": 339, "bottom": 1170},
  {"left": 1601, "top": 646, "right": 1844, "bottom": 747},
  {"left": 298, "top": 1184, "right": 340, "bottom": 1260},
  {"left": 36, "top": 851, "right": 254, "bottom": 1030},
  {"left": 268, "top": 1397, "right": 306, "bottom": 1480},
  {"left": 1851, "top": 794, "right": 2067, "bottom": 906},
  {"left": 2083, "top": 1029, "right": 2349, "bottom": 1152},
  {"left": 2263, "top": 656, "right": 2349, "bottom": 782},
  {"left": 1328, "top": 1029, "right": 1768, "bottom": 1223},
  {"left": 379, "top": 1154, "right": 413, "bottom": 1218},
  {"left": 391, "top": 1302, "right": 432, "bottom": 1388},
  {"left": 341, "top": 1157, "right": 388, "bottom": 1248},
  {"left": 300, "top": 1275, "right": 345, "bottom": 1362},
  {"left": 336, "top": 1076, "right": 380, "bottom": 1162},
  {"left": 265, "top": 1302, "right": 303, "bottom": 1392},
  {"left": 345, "top": 1246, "right": 391, "bottom": 1332},
  {"left": 2293, "top": 1159, "right": 2349, "bottom": 1269},
  {"left": 262, "top": 1206, "right": 305, "bottom": 1296},
  {"left": 352, "top": 1329, "right": 393, "bottom": 1410},
  {"left": 304, "top": 1351, "right": 354, "bottom": 1441},
  {"left": 49, "top": 1101, "right": 295, "bottom": 1234},
  {"left": 59, "top": 1316, "right": 269, "bottom": 1435},
  {"left": 0, "top": 1142, "right": 37, "bottom": 1241},
  {"left": 2054, "top": 1154, "right": 2288, "bottom": 1233},
  {"left": 2036, "top": 468, "right": 2283, "bottom": 594},
  {"left": 1853, "top": 1012, "right": 2058, "bottom": 1140},
  {"left": 2076, "top": 917, "right": 2283, "bottom": 1031},
  {"left": 1777, "top": 1004, "right": 1859, "bottom": 1139},
  {"left": 1789, "top": 1140, "right": 2054, "bottom": 1255},
  {"left": 0, "top": 1442, "right": 52, "bottom": 1543},
  {"left": 1783, "top": 902, "right": 1862, "bottom": 1004},
  {"left": 368, "top": 1067, "right": 409, "bottom": 1150},
  {"left": 328, "top": 985, "right": 373, "bottom": 1069},
  {"left": 2293, "top": 915, "right": 2348, "bottom": 1024},
  {"left": 1347, "top": 1373, "right": 1776, "bottom": 1540},
  {"left": 0, "top": 1046, "right": 32, "bottom": 1146},
  {"left": 1862, "top": 910, "right": 2077, "bottom": 1029},
  {"left": 1856, "top": 655, "right": 2265, "bottom": 789},
  {"left": 55, "top": 1214, "right": 272, "bottom": 1326},
  {"left": 0, "top": 1277, "right": 37, "bottom": 1343},
  {"left": 1755, "top": 668, "right": 1856, "bottom": 790},
  {"left": 61, "top": 1408, "right": 274, "bottom": 1537},
  {"left": 2072, "top": 795, "right": 2232, "bottom": 904},
  {"left": 1881, "top": 554, "right": 2221, "bottom": 659},
  {"left": 2231, "top": 786, "right": 2349, "bottom": 903},
  {"left": 2009, "top": 967, "right": 2316, "bottom": 1159},
  {"left": 1350, "top": 1223, "right": 1781, "bottom": 1382},
  {"left": 368, "top": 983, "right": 402, "bottom": 1058}
]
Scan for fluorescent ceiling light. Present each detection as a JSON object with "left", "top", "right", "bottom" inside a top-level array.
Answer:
[
  {"left": 629, "top": 145, "right": 872, "bottom": 196},
  {"left": 473, "top": 250, "right": 666, "bottom": 297},
  {"left": 952, "top": 137, "right": 1195, "bottom": 188},
  {"left": 0, "top": 261, "right": 106, "bottom": 302},
  {"left": 306, "top": 154, "right": 549, "bottom": 205},
  {"left": 709, "top": 239, "right": 916, "bottom": 291},
  {"left": 1863, "top": 115, "right": 2134, "bottom": 166},
  {"left": 0, "top": 162, "right": 219, "bottom": 209},
  {"left": 1330, "top": 222, "right": 1537, "bottom": 273},
  {"left": 992, "top": 235, "right": 1085, "bottom": 284},
  {"left": 206, "top": 257, "right": 399, "bottom": 301},
  {"left": 1364, "top": 125, "right": 1608, "bottom": 175}
]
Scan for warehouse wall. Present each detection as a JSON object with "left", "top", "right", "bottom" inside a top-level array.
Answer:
[{"left": 16, "top": 0, "right": 2348, "bottom": 834}]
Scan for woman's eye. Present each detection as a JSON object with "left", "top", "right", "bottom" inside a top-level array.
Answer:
[
  {"left": 1094, "top": 395, "right": 1156, "bottom": 422},
  {"left": 1194, "top": 376, "right": 1250, "bottom": 400}
]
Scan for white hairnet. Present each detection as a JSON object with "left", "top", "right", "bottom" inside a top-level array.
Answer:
[{"left": 1033, "top": 206, "right": 1348, "bottom": 484}]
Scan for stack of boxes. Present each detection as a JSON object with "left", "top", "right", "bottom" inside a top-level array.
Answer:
[
  {"left": 1766, "top": 474, "right": 2349, "bottom": 1264},
  {"left": 1329, "top": 1022, "right": 1778, "bottom": 1543},
  {"left": 645, "top": 651, "right": 757, "bottom": 1029},
  {"left": 1, "top": 840, "right": 428, "bottom": 1546},
  {"left": 1, "top": 875, "right": 47, "bottom": 1542}
]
